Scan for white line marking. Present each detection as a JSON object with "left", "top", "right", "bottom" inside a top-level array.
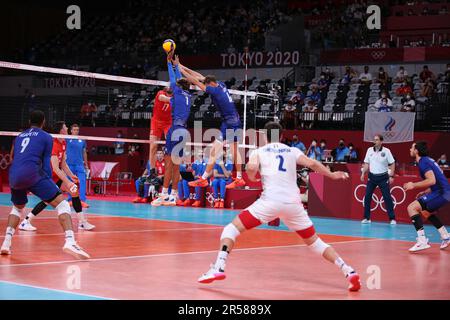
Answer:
[{"left": 0, "top": 238, "right": 382, "bottom": 268}]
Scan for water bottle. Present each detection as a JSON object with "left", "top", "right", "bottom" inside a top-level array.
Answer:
[{"left": 230, "top": 200, "right": 235, "bottom": 210}]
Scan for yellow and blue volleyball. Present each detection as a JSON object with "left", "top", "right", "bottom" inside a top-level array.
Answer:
[{"left": 162, "top": 39, "right": 176, "bottom": 53}]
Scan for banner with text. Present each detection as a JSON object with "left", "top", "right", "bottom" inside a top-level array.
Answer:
[{"left": 364, "top": 112, "right": 415, "bottom": 144}]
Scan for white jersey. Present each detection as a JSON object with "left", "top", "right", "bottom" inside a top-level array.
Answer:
[{"left": 251, "top": 142, "right": 303, "bottom": 204}]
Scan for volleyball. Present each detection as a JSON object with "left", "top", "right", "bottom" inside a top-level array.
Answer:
[{"left": 162, "top": 39, "right": 176, "bottom": 53}]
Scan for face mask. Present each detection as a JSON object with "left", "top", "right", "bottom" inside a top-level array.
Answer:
[
  {"left": 321, "top": 76, "right": 325, "bottom": 79},
  {"left": 381, "top": 94, "right": 386, "bottom": 98},
  {"left": 406, "top": 95, "right": 411, "bottom": 99},
  {"left": 380, "top": 71, "right": 384, "bottom": 74},
  {"left": 339, "top": 142, "right": 344, "bottom": 147},
  {"left": 321, "top": 143, "right": 325, "bottom": 148}
]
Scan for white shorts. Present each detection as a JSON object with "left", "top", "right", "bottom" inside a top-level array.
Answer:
[{"left": 246, "top": 198, "right": 313, "bottom": 231}]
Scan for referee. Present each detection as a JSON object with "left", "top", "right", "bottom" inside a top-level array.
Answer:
[{"left": 360, "top": 134, "right": 397, "bottom": 224}]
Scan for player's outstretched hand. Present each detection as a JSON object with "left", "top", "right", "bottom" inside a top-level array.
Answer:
[
  {"left": 331, "top": 171, "right": 349, "bottom": 180},
  {"left": 172, "top": 54, "right": 180, "bottom": 66}
]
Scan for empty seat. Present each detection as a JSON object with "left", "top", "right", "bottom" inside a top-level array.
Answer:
[{"left": 345, "top": 104, "right": 356, "bottom": 111}]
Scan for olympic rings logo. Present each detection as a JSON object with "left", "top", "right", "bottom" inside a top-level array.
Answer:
[
  {"left": 205, "top": 192, "right": 215, "bottom": 205},
  {"left": 384, "top": 132, "right": 396, "bottom": 139},
  {"left": 0, "top": 154, "right": 12, "bottom": 170},
  {"left": 370, "top": 51, "right": 386, "bottom": 60},
  {"left": 354, "top": 184, "right": 406, "bottom": 212}
]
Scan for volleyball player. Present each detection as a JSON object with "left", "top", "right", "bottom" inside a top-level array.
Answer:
[
  {"left": 178, "top": 63, "right": 245, "bottom": 190},
  {"left": 403, "top": 141, "right": 450, "bottom": 252},
  {"left": 1, "top": 111, "right": 89, "bottom": 259},
  {"left": 18, "top": 121, "right": 95, "bottom": 231},
  {"left": 198, "top": 122, "right": 361, "bottom": 292}
]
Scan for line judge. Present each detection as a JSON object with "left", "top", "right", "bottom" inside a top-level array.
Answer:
[{"left": 360, "top": 134, "right": 397, "bottom": 224}]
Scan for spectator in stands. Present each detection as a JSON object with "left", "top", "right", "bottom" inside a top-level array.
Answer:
[
  {"left": 282, "top": 101, "right": 297, "bottom": 130},
  {"left": 341, "top": 66, "right": 356, "bottom": 85},
  {"left": 80, "top": 101, "right": 97, "bottom": 127},
  {"left": 374, "top": 91, "right": 393, "bottom": 111},
  {"left": 190, "top": 150, "right": 208, "bottom": 208},
  {"left": 334, "top": 138, "right": 350, "bottom": 162},
  {"left": 419, "top": 65, "right": 435, "bottom": 82},
  {"left": 378, "top": 98, "right": 393, "bottom": 112},
  {"left": 396, "top": 80, "right": 413, "bottom": 96},
  {"left": 324, "top": 67, "right": 335, "bottom": 83},
  {"left": 344, "top": 143, "right": 358, "bottom": 163},
  {"left": 211, "top": 153, "right": 233, "bottom": 208},
  {"left": 290, "top": 85, "right": 306, "bottom": 109},
  {"left": 376, "top": 67, "right": 389, "bottom": 90},
  {"left": 438, "top": 154, "right": 448, "bottom": 167},
  {"left": 358, "top": 66, "right": 372, "bottom": 85},
  {"left": 439, "top": 6, "right": 448, "bottom": 15},
  {"left": 291, "top": 134, "right": 306, "bottom": 152},
  {"left": 114, "top": 130, "right": 125, "bottom": 154},
  {"left": 302, "top": 100, "right": 318, "bottom": 129},
  {"left": 306, "top": 139, "right": 321, "bottom": 160},
  {"left": 319, "top": 139, "right": 327, "bottom": 161},
  {"left": 317, "top": 72, "right": 330, "bottom": 90},
  {"left": 395, "top": 66, "right": 408, "bottom": 83},
  {"left": 307, "top": 84, "right": 321, "bottom": 105},
  {"left": 401, "top": 94, "right": 416, "bottom": 112},
  {"left": 420, "top": 78, "right": 435, "bottom": 97},
  {"left": 128, "top": 133, "right": 141, "bottom": 156}
]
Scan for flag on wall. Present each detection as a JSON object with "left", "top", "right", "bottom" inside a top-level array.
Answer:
[{"left": 364, "top": 112, "right": 415, "bottom": 143}]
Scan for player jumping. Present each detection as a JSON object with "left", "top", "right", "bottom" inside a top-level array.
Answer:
[
  {"left": 18, "top": 121, "right": 95, "bottom": 231},
  {"left": 179, "top": 63, "right": 245, "bottom": 190},
  {"left": 403, "top": 141, "right": 450, "bottom": 252},
  {"left": 1, "top": 111, "right": 89, "bottom": 259},
  {"left": 198, "top": 122, "right": 361, "bottom": 292},
  {"left": 151, "top": 53, "right": 192, "bottom": 206},
  {"left": 149, "top": 87, "right": 172, "bottom": 175}
]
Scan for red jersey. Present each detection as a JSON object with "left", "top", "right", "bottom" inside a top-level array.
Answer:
[
  {"left": 155, "top": 159, "right": 165, "bottom": 176},
  {"left": 51, "top": 138, "right": 66, "bottom": 180},
  {"left": 152, "top": 90, "right": 172, "bottom": 122}
]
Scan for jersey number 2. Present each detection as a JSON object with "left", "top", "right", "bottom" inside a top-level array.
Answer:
[
  {"left": 276, "top": 155, "right": 287, "bottom": 172},
  {"left": 20, "top": 138, "right": 30, "bottom": 153}
]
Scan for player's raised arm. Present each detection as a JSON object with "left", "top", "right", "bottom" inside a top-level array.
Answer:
[
  {"left": 178, "top": 59, "right": 206, "bottom": 91},
  {"left": 246, "top": 150, "right": 260, "bottom": 181},
  {"left": 297, "top": 154, "right": 348, "bottom": 181},
  {"left": 179, "top": 63, "right": 205, "bottom": 82}
]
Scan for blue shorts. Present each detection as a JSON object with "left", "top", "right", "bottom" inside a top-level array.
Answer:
[
  {"left": 219, "top": 122, "right": 243, "bottom": 143},
  {"left": 417, "top": 191, "right": 450, "bottom": 213},
  {"left": 165, "top": 125, "right": 189, "bottom": 158},
  {"left": 11, "top": 177, "right": 61, "bottom": 206}
]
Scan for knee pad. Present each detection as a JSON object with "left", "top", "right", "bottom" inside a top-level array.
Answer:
[
  {"left": 55, "top": 200, "right": 71, "bottom": 216},
  {"left": 220, "top": 223, "right": 241, "bottom": 242},
  {"left": 10, "top": 206, "right": 24, "bottom": 218},
  {"left": 309, "top": 237, "right": 330, "bottom": 256}
]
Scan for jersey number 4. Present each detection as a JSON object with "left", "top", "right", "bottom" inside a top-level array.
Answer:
[
  {"left": 20, "top": 138, "right": 30, "bottom": 153},
  {"left": 276, "top": 155, "right": 287, "bottom": 172}
]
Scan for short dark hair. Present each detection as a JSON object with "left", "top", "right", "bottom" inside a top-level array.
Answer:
[
  {"left": 375, "top": 134, "right": 384, "bottom": 141},
  {"left": 320, "top": 139, "right": 326, "bottom": 144},
  {"left": 54, "top": 121, "right": 66, "bottom": 134},
  {"left": 70, "top": 123, "right": 79, "bottom": 129},
  {"left": 204, "top": 75, "right": 217, "bottom": 85},
  {"left": 29, "top": 110, "right": 45, "bottom": 127},
  {"left": 414, "top": 141, "right": 428, "bottom": 156},
  {"left": 264, "top": 121, "right": 283, "bottom": 143},
  {"left": 176, "top": 78, "right": 190, "bottom": 91}
]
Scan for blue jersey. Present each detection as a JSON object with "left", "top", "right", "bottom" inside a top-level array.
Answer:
[
  {"left": 192, "top": 160, "right": 207, "bottom": 177},
  {"left": 66, "top": 138, "right": 86, "bottom": 166},
  {"left": 9, "top": 127, "right": 53, "bottom": 189},
  {"left": 206, "top": 82, "right": 241, "bottom": 126},
  {"left": 418, "top": 157, "right": 450, "bottom": 195},
  {"left": 214, "top": 161, "right": 233, "bottom": 176},
  {"left": 168, "top": 62, "right": 191, "bottom": 127}
]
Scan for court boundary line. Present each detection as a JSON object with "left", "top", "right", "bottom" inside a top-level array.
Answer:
[
  {"left": 0, "top": 238, "right": 382, "bottom": 268},
  {"left": 0, "top": 279, "right": 113, "bottom": 300}
]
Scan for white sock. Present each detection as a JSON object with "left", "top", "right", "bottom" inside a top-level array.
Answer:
[
  {"left": 201, "top": 171, "right": 210, "bottom": 180},
  {"left": 5, "top": 226, "right": 15, "bottom": 240},
  {"left": 417, "top": 229, "right": 426, "bottom": 240},
  {"left": 214, "top": 250, "right": 228, "bottom": 271},
  {"left": 170, "top": 189, "right": 178, "bottom": 197},
  {"left": 161, "top": 187, "right": 169, "bottom": 195},
  {"left": 236, "top": 171, "right": 242, "bottom": 179},
  {"left": 77, "top": 211, "right": 86, "bottom": 223},
  {"left": 25, "top": 212, "right": 35, "bottom": 222},
  {"left": 334, "top": 257, "right": 353, "bottom": 276},
  {"left": 437, "top": 226, "right": 449, "bottom": 239},
  {"left": 65, "top": 230, "right": 75, "bottom": 243}
]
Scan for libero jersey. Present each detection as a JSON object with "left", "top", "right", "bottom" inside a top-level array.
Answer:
[
  {"left": 152, "top": 90, "right": 172, "bottom": 122},
  {"left": 251, "top": 142, "right": 303, "bottom": 204},
  {"left": 9, "top": 127, "right": 53, "bottom": 189},
  {"left": 205, "top": 81, "right": 241, "bottom": 126},
  {"left": 418, "top": 156, "right": 450, "bottom": 195}
]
